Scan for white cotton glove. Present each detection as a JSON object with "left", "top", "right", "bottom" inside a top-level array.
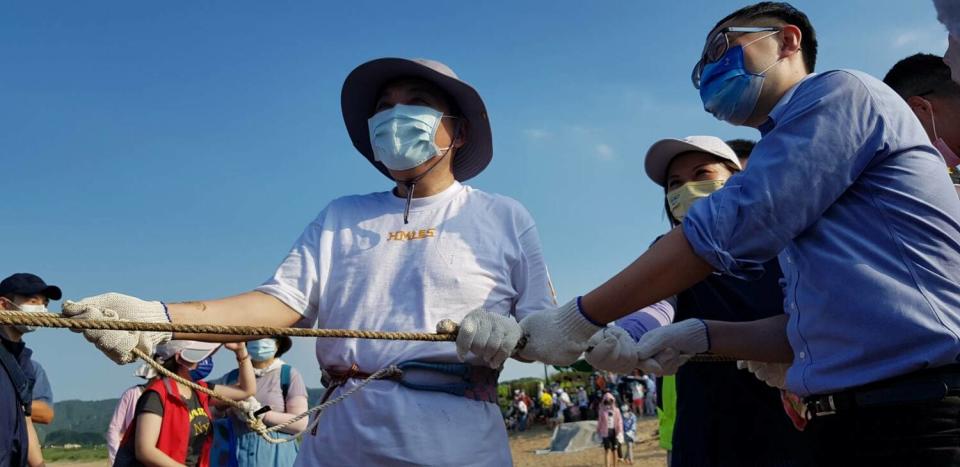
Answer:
[
  {"left": 62, "top": 293, "right": 172, "bottom": 365},
  {"left": 737, "top": 360, "right": 789, "bottom": 389},
  {"left": 634, "top": 319, "right": 709, "bottom": 376},
  {"left": 585, "top": 327, "right": 639, "bottom": 374},
  {"left": 454, "top": 308, "right": 523, "bottom": 369},
  {"left": 517, "top": 299, "right": 603, "bottom": 366},
  {"left": 232, "top": 396, "right": 265, "bottom": 423}
]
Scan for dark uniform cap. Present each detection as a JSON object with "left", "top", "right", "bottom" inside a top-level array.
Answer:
[{"left": 0, "top": 273, "right": 62, "bottom": 301}]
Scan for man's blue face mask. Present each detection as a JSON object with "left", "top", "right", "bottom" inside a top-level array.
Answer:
[{"left": 698, "top": 32, "right": 782, "bottom": 125}]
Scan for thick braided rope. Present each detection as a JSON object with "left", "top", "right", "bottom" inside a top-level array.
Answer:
[
  {"left": 0, "top": 311, "right": 738, "bottom": 363},
  {"left": 265, "top": 366, "right": 403, "bottom": 442},
  {"left": 0, "top": 311, "right": 456, "bottom": 341}
]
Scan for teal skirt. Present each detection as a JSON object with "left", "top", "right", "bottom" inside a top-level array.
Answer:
[{"left": 235, "top": 427, "right": 300, "bottom": 467}]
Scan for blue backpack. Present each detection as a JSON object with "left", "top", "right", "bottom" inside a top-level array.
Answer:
[{"left": 209, "top": 365, "right": 291, "bottom": 467}]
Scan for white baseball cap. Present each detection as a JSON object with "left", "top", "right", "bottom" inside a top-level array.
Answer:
[
  {"left": 644, "top": 135, "right": 741, "bottom": 187},
  {"left": 155, "top": 340, "right": 221, "bottom": 364}
]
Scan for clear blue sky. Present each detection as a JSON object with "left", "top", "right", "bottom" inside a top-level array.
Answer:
[{"left": 1, "top": 1, "right": 946, "bottom": 400}]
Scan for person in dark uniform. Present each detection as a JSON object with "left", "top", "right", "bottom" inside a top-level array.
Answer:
[
  {"left": 590, "top": 136, "right": 813, "bottom": 466},
  {"left": 0, "top": 273, "right": 63, "bottom": 466}
]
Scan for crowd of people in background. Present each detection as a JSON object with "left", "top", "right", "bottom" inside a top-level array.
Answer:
[
  {"left": 504, "top": 371, "right": 659, "bottom": 435},
  {"left": 504, "top": 370, "right": 655, "bottom": 465}
]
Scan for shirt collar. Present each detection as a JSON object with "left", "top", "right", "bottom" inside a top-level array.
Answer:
[
  {"left": 760, "top": 73, "right": 817, "bottom": 135},
  {"left": 252, "top": 358, "right": 285, "bottom": 377},
  {"left": 389, "top": 180, "right": 464, "bottom": 212},
  {"left": 1, "top": 335, "right": 28, "bottom": 360}
]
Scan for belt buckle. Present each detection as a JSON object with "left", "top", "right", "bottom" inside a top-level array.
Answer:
[{"left": 808, "top": 395, "right": 837, "bottom": 417}]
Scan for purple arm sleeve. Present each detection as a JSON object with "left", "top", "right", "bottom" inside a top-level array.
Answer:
[{"left": 615, "top": 299, "right": 676, "bottom": 342}]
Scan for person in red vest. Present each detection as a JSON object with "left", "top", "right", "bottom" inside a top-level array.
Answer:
[{"left": 114, "top": 340, "right": 255, "bottom": 467}]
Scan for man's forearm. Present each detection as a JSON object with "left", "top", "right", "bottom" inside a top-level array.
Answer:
[
  {"left": 705, "top": 314, "right": 793, "bottom": 363},
  {"left": 168, "top": 291, "right": 301, "bottom": 341},
  {"left": 26, "top": 418, "right": 44, "bottom": 467},
  {"left": 581, "top": 228, "right": 713, "bottom": 323},
  {"left": 30, "top": 402, "right": 53, "bottom": 424}
]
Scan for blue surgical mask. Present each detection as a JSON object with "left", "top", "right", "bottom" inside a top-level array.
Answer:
[
  {"left": 190, "top": 357, "right": 214, "bottom": 381},
  {"left": 699, "top": 42, "right": 782, "bottom": 125},
  {"left": 247, "top": 339, "right": 277, "bottom": 362},
  {"left": 368, "top": 104, "right": 451, "bottom": 171}
]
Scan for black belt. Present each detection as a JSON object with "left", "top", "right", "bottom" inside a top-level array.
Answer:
[{"left": 805, "top": 364, "right": 960, "bottom": 418}]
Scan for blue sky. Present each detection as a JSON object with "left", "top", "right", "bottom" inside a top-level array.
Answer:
[{"left": 1, "top": 1, "right": 947, "bottom": 400}]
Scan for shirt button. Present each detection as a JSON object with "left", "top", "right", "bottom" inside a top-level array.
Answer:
[{"left": 799, "top": 351, "right": 806, "bottom": 359}]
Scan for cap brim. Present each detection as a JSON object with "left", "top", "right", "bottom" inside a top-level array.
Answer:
[
  {"left": 644, "top": 139, "right": 711, "bottom": 187},
  {"left": 341, "top": 58, "right": 493, "bottom": 182},
  {"left": 41, "top": 286, "right": 62, "bottom": 301},
  {"left": 179, "top": 342, "right": 222, "bottom": 363}
]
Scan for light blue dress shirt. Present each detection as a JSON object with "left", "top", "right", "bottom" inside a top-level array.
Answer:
[
  {"left": 29, "top": 360, "right": 52, "bottom": 404},
  {"left": 683, "top": 70, "right": 960, "bottom": 396}
]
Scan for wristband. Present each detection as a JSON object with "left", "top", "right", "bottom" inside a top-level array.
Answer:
[
  {"left": 576, "top": 296, "right": 605, "bottom": 327},
  {"left": 160, "top": 301, "right": 172, "bottom": 323},
  {"left": 697, "top": 318, "right": 711, "bottom": 351}
]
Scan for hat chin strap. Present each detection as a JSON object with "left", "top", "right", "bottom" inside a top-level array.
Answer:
[{"left": 394, "top": 124, "right": 460, "bottom": 224}]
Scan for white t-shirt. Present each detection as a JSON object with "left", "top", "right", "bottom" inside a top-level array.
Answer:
[{"left": 256, "top": 181, "right": 555, "bottom": 466}]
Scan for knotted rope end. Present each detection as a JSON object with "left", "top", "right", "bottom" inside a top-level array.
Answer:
[{"left": 435, "top": 319, "right": 458, "bottom": 336}]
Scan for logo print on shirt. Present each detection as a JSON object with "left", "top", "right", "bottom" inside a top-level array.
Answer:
[
  {"left": 387, "top": 228, "right": 437, "bottom": 241},
  {"left": 188, "top": 406, "right": 211, "bottom": 435}
]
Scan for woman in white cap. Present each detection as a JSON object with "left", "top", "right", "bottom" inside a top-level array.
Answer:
[
  {"left": 113, "top": 341, "right": 255, "bottom": 467},
  {"left": 64, "top": 57, "right": 554, "bottom": 466},
  {"left": 586, "top": 137, "right": 814, "bottom": 466}
]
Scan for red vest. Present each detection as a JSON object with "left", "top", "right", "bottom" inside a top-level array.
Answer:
[{"left": 119, "top": 378, "right": 212, "bottom": 466}]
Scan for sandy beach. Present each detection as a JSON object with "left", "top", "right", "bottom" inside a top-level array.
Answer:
[
  {"left": 510, "top": 416, "right": 666, "bottom": 467},
  {"left": 50, "top": 417, "right": 667, "bottom": 466}
]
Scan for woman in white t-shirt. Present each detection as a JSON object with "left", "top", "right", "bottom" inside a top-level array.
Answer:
[{"left": 65, "top": 57, "right": 555, "bottom": 467}]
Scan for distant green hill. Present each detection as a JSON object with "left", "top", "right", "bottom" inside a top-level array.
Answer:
[
  {"left": 36, "top": 388, "right": 327, "bottom": 446},
  {"left": 35, "top": 398, "right": 117, "bottom": 445}
]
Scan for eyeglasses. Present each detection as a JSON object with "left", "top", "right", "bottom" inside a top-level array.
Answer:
[{"left": 692, "top": 26, "right": 781, "bottom": 89}]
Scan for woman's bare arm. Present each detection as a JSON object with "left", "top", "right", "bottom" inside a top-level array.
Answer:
[{"left": 134, "top": 413, "right": 184, "bottom": 467}]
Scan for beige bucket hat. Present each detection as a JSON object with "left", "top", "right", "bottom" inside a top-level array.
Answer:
[{"left": 341, "top": 58, "right": 493, "bottom": 181}]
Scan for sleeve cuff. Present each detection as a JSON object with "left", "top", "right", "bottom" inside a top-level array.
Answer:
[
  {"left": 682, "top": 215, "right": 765, "bottom": 281},
  {"left": 254, "top": 283, "right": 315, "bottom": 323}
]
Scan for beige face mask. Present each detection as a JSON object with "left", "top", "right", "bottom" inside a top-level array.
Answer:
[{"left": 667, "top": 179, "right": 727, "bottom": 222}]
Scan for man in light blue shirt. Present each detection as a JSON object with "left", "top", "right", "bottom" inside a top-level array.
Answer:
[
  {"left": 684, "top": 69, "right": 960, "bottom": 398},
  {"left": 517, "top": 2, "right": 960, "bottom": 464},
  {"left": 28, "top": 361, "right": 53, "bottom": 426}
]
